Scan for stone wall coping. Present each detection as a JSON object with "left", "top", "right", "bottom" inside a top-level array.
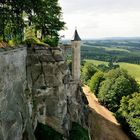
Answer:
[
  {"left": 0, "top": 45, "right": 26, "bottom": 55},
  {"left": 27, "top": 46, "right": 62, "bottom": 51}
]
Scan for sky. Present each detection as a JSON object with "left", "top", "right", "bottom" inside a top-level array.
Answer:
[{"left": 59, "top": 0, "right": 140, "bottom": 39}]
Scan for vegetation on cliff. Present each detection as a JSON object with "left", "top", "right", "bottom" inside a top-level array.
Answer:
[
  {"left": 35, "top": 123, "right": 63, "bottom": 140},
  {"left": 69, "top": 122, "right": 90, "bottom": 140},
  {"left": 0, "top": 0, "right": 65, "bottom": 46}
]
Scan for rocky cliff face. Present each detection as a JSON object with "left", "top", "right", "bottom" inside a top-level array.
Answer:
[
  {"left": 26, "top": 46, "right": 89, "bottom": 138},
  {"left": 0, "top": 47, "right": 35, "bottom": 140},
  {"left": 0, "top": 46, "right": 89, "bottom": 140}
]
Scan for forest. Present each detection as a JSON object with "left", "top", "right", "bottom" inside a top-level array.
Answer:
[
  {"left": 81, "top": 39, "right": 140, "bottom": 64},
  {"left": 81, "top": 60, "right": 140, "bottom": 140}
]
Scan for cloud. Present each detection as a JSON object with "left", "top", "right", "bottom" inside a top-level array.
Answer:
[
  {"left": 60, "top": 0, "right": 140, "bottom": 13},
  {"left": 59, "top": 0, "right": 140, "bottom": 38}
]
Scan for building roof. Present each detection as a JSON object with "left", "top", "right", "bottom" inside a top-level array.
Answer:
[{"left": 71, "top": 29, "right": 81, "bottom": 41}]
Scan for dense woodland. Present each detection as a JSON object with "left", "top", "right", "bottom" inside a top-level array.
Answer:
[
  {"left": 81, "top": 61, "right": 140, "bottom": 139},
  {"left": 0, "top": 0, "right": 65, "bottom": 47}
]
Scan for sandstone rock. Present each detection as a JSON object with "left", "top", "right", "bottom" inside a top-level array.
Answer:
[
  {"left": 0, "top": 46, "right": 89, "bottom": 140},
  {"left": 26, "top": 46, "right": 89, "bottom": 137},
  {"left": 0, "top": 48, "right": 35, "bottom": 140}
]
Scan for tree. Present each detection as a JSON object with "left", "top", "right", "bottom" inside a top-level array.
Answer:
[
  {"left": 32, "top": 0, "right": 65, "bottom": 46},
  {"left": 98, "top": 68, "right": 139, "bottom": 112},
  {"left": 108, "top": 61, "right": 120, "bottom": 70},
  {"left": 118, "top": 93, "right": 140, "bottom": 139},
  {"left": 89, "top": 71, "right": 104, "bottom": 96},
  {"left": 108, "top": 60, "right": 114, "bottom": 69},
  {"left": 0, "top": 0, "right": 29, "bottom": 42},
  {"left": 81, "top": 62, "right": 98, "bottom": 84},
  {"left": 0, "top": 0, "right": 65, "bottom": 46},
  {"left": 0, "top": 1, "right": 12, "bottom": 41},
  {"left": 97, "top": 64, "right": 109, "bottom": 72}
]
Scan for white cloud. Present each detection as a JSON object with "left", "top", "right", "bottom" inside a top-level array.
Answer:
[{"left": 59, "top": 0, "right": 140, "bottom": 39}]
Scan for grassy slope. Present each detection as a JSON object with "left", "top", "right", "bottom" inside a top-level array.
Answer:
[
  {"left": 85, "top": 59, "right": 140, "bottom": 83},
  {"left": 102, "top": 47, "right": 130, "bottom": 52}
]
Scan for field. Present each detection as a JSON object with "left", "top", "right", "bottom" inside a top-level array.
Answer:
[
  {"left": 102, "top": 47, "right": 130, "bottom": 52},
  {"left": 81, "top": 39, "right": 140, "bottom": 64},
  {"left": 86, "top": 59, "right": 140, "bottom": 83}
]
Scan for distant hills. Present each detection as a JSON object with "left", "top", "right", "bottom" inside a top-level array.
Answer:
[
  {"left": 101, "top": 37, "right": 140, "bottom": 40},
  {"left": 62, "top": 37, "right": 140, "bottom": 42}
]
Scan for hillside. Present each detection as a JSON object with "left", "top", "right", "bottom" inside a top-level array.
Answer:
[
  {"left": 81, "top": 39, "right": 140, "bottom": 65},
  {"left": 86, "top": 59, "right": 140, "bottom": 83},
  {"left": 83, "top": 85, "right": 130, "bottom": 140}
]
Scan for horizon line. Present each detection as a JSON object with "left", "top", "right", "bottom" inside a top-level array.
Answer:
[{"left": 61, "top": 36, "right": 140, "bottom": 40}]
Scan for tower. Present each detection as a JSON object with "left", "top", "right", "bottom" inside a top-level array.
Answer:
[{"left": 71, "top": 29, "right": 81, "bottom": 81}]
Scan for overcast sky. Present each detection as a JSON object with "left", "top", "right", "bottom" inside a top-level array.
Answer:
[{"left": 59, "top": 0, "right": 140, "bottom": 39}]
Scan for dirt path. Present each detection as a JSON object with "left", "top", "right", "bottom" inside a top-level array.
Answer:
[{"left": 83, "top": 85, "right": 130, "bottom": 140}]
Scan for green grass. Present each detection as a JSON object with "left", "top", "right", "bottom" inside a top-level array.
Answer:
[
  {"left": 85, "top": 59, "right": 140, "bottom": 83},
  {"left": 119, "top": 63, "right": 140, "bottom": 84},
  {"left": 102, "top": 47, "right": 130, "bottom": 52},
  {"left": 83, "top": 45, "right": 130, "bottom": 52}
]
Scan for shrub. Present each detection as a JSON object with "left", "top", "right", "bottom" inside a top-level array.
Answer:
[
  {"left": 43, "top": 36, "right": 59, "bottom": 47},
  {"left": 24, "top": 37, "right": 49, "bottom": 48},
  {"left": 8, "top": 37, "right": 21, "bottom": 47},
  {"left": 69, "top": 122, "right": 89, "bottom": 140},
  {"left": 35, "top": 123, "right": 63, "bottom": 140},
  {"left": 68, "top": 60, "right": 72, "bottom": 73}
]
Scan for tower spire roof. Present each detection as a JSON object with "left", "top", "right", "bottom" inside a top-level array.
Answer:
[{"left": 72, "top": 29, "right": 81, "bottom": 41}]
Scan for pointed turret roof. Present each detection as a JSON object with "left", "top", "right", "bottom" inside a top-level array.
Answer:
[{"left": 72, "top": 29, "right": 81, "bottom": 41}]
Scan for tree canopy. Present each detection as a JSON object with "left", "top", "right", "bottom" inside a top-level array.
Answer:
[
  {"left": 98, "top": 68, "right": 139, "bottom": 112},
  {"left": 82, "top": 60, "right": 140, "bottom": 140},
  {"left": 81, "top": 62, "right": 98, "bottom": 84},
  {"left": 0, "top": 0, "right": 65, "bottom": 46},
  {"left": 118, "top": 93, "right": 140, "bottom": 139},
  {"left": 89, "top": 71, "right": 104, "bottom": 96}
]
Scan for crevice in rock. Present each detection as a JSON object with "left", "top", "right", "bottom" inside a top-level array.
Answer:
[
  {"left": 39, "top": 59, "right": 47, "bottom": 87},
  {"left": 32, "top": 72, "right": 42, "bottom": 86}
]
